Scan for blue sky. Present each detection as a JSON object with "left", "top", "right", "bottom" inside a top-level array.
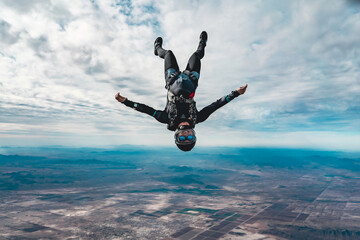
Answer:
[{"left": 0, "top": 0, "right": 359, "bottom": 151}]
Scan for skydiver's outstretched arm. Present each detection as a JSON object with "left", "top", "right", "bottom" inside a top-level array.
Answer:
[
  {"left": 115, "top": 92, "right": 168, "bottom": 124},
  {"left": 196, "top": 84, "right": 248, "bottom": 123}
]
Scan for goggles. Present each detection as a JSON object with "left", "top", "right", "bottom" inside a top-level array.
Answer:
[
  {"left": 174, "top": 125, "right": 196, "bottom": 145},
  {"left": 178, "top": 135, "right": 194, "bottom": 141}
]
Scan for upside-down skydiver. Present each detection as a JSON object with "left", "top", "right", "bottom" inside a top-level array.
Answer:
[{"left": 115, "top": 31, "right": 248, "bottom": 151}]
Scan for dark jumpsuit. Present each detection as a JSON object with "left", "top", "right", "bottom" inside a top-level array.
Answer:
[{"left": 121, "top": 40, "right": 241, "bottom": 131}]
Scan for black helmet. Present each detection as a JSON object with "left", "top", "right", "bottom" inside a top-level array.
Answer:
[{"left": 174, "top": 125, "right": 196, "bottom": 152}]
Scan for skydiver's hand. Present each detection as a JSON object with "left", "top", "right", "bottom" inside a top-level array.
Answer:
[
  {"left": 115, "top": 92, "right": 126, "bottom": 103},
  {"left": 237, "top": 84, "right": 248, "bottom": 95}
]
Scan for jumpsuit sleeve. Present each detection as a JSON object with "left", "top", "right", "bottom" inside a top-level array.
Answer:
[
  {"left": 122, "top": 99, "right": 168, "bottom": 124},
  {"left": 197, "top": 90, "right": 241, "bottom": 123}
]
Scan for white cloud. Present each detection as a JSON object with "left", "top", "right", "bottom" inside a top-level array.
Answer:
[{"left": 0, "top": 0, "right": 359, "bottom": 150}]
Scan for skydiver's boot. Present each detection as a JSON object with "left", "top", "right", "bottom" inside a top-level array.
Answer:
[
  {"left": 199, "top": 31, "right": 207, "bottom": 48},
  {"left": 154, "top": 37, "right": 167, "bottom": 58},
  {"left": 196, "top": 31, "right": 207, "bottom": 59}
]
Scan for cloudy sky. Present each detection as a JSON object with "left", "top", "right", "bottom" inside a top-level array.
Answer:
[{"left": 0, "top": 0, "right": 359, "bottom": 151}]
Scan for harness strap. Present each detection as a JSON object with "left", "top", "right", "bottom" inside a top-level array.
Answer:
[
  {"left": 166, "top": 70, "right": 181, "bottom": 89},
  {"left": 167, "top": 91, "right": 194, "bottom": 104}
]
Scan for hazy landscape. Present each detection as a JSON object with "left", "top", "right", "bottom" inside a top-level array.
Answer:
[{"left": 0, "top": 146, "right": 359, "bottom": 239}]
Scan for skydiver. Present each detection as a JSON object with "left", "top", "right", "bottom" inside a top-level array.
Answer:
[{"left": 115, "top": 31, "right": 248, "bottom": 151}]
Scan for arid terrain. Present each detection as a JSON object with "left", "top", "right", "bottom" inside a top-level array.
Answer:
[{"left": 0, "top": 147, "right": 359, "bottom": 239}]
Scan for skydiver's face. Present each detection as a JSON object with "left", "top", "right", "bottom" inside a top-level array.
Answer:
[
  {"left": 178, "top": 129, "right": 193, "bottom": 137},
  {"left": 176, "top": 129, "right": 196, "bottom": 143},
  {"left": 178, "top": 122, "right": 192, "bottom": 142},
  {"left": 175, "top": 122, "right": 196, "bottom": 144}
]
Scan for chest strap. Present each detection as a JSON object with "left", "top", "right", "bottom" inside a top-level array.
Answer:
[{"left": 167, "top": 91, "right": 194, "bottom": 104}]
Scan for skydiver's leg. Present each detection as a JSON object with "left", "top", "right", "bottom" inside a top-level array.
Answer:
[
  {"left": 185, "top": 31, "right": 207, "bottom": 81},
  {"left": 163, "top": 50, "right": 179, "bottom": 78},
  {"left": 154, "top": 37, "right": 180, "bottom": 83}
]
